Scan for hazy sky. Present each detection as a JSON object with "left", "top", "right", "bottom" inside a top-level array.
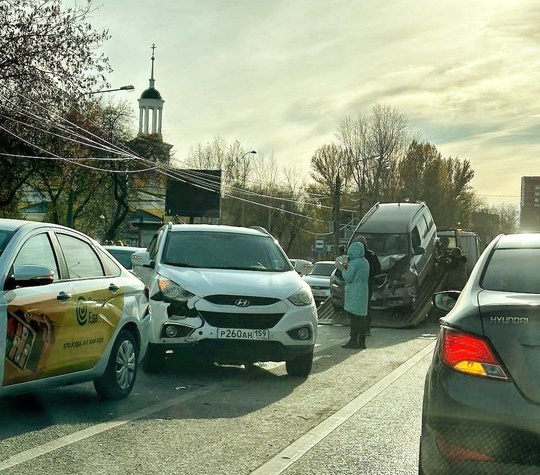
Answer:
[{"left": 87, "top": 0, "right": 540, "bottom": 207}]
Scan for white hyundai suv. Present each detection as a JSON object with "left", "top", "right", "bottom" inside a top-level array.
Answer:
[{"left": 131, "top": 223, "right": 317, "bottom": 376}]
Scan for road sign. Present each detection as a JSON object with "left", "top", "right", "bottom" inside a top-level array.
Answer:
[{"left": 315, "top": 238, "right": 324, "bottom": 253}]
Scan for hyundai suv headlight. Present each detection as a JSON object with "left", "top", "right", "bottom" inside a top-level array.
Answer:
[
  {"left": 158, "top": 278, "right": 195, "bottom": 302},
  {"left": 288, "top": 288, "right": 313, "bottom": 306}
]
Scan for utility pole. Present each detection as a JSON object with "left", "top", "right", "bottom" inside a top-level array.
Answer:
[
  {"left": 240, "top": 150, "right": 257, "bottom": 226},
  {"left": 333, "top": 172, "right": 341, "bottom": 258}
]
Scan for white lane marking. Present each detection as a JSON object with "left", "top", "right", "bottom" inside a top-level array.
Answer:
[
  {"left": 0, "top": 339, "right": 339, "bottom": 471},
  {"left": 251, "top": 340, "right": 436, "bottom": 475},
  {"left": 0, "top": 336, "right": 427, "bottom": 472},
  {"left": 0, "top": 383, "right": 221, "bottom": 471}
]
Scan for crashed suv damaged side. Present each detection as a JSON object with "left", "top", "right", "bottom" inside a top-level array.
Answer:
[
  {"left": 331, "top": 233, "right": 423, "bottom": 311},
  {"left": 368, "top": 234, "right": 425, "bottom": 310},
  {"left": 330, "top": 202, "right": 438, "bottom": 312}
]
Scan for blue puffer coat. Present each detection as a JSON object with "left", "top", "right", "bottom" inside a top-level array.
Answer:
[{"left": 342, "top": 241, "right": 370, "bottom": 317}]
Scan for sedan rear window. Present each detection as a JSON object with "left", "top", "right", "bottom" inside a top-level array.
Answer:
[
  {"left": 481, "top": 248, "right": 540, "bottom": 293},
  {"left": 309, "top": 262, "right": 335, "bottom": 276},
  {"left": 107, "top": 249, "right": 136, "bottom": 269}
]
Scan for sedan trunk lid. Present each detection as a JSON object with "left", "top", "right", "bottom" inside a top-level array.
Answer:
[{"left": 479, "top": 290, "right": 540, "bottom": 404}]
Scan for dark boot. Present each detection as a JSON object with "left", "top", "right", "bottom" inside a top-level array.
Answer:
[
  {"left": 342, "top": 317, "right": 360, "bottom": 348},
  {"left": 357, "top": 317, "right": 367, "bottom": 349},
  {"left": 366, "top": 288, "right": 373, "bottom": 336}
]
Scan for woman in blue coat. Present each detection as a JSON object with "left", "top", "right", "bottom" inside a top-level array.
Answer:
[{"left": 341, "top": 241, "right": 370, "bottom": 349}]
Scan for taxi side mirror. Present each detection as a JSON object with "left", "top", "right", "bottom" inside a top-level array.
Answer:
[{"left": 6, "top": 265, "right": 55, "bottom": 289}]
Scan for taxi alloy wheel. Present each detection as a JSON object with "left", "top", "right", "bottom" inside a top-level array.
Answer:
[
  {"left": 116, "top": 338, "right": 137, "bottom": 390},
  {"left": 94, "top": 329, "right": 139, "bottom": 400}
]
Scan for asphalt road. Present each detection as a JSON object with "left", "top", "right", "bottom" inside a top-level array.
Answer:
[{"left": 0, "top": 321, "right": 439, "bottom": 475}]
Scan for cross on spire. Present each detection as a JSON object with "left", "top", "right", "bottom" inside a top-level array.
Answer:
[{"left": 150, "top": 43, "right": 156, "bottom": 81}]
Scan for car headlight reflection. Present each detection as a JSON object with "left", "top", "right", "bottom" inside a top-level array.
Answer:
[
  {"left": 158, "top": 278, "right": 195, "bottom": 302},
  {"left": 288, "top": 288, "right": 313, "bottom": 306}
]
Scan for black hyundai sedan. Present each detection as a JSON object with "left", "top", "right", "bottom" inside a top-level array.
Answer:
[{"left": 420, "top": 233, "right": 540, "bottom": 474}]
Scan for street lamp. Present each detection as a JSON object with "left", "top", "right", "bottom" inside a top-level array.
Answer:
[
  {"left": 240, "top": 150, "right": 257, "bottom": 226},
  {"left": 88, "top": 85, "right": 135, "bottom": 96}
]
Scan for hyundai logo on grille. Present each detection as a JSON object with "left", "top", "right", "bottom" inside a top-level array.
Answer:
[{"left": 235, "top": 299, "right": 251, "bottom": 307}]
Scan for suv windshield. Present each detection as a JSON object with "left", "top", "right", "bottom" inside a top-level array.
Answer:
[
  {"left": 481, "top": 248, "right": 540, "bottom": 293},
  {"left": 162, "top": 231, "right": 292, "bottom": 272},
  {"left": 351, "top": 232, "right": 409, "bottom": 257}
]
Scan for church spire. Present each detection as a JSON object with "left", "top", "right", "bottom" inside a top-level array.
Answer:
[{"left": 138, "top": 43, "right": 164, "bottom": 137}]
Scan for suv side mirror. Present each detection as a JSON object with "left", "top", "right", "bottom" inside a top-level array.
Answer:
[
  {"left": 131, "top": 251, "right": 154, "bottom": 268},
  {"left": 414, "top": 246, "right": 425, "bottom": 256}
]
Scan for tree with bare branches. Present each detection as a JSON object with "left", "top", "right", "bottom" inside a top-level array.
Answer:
[{"left": 335, "top": 104, "right": 412, "bottom": 215}]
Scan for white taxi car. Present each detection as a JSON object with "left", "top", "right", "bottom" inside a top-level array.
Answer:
[
  {"left": 0, "top": 219, "right": 150, "bottom": 400},
  {"left": 132, "top": 224, "right": 318, "bottom": 376}
]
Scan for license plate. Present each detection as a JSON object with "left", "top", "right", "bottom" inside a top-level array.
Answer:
[{"left": 217, "top": 328, "right": 269, "bottom": 340}]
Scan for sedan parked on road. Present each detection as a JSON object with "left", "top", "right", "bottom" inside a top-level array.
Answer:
[
  {"left": 302, "top": 260, "right": 336, "bottom": 304},
  {"left": 420, "top": 233, "right": 540, "bottom": 474},
  {"left": 0, "top": 219, "right": 150, "bottom": 400},
  {"left": 104, "top": 245, "right": 146, "bottom": 270}
]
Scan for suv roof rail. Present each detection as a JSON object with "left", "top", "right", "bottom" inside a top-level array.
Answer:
[
  {"left": 167, "top": 222, "right": 173, "bottom": 230},
  {"left": 358, "top": 202, "right": 380, "bottom": 225},
  {"left": 250, "top": 225, "right": 272, "bottom": 236}
]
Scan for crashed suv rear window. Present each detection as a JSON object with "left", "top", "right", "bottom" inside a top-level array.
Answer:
[{"left": 481, "top": 248, "right": 540, "bottom": 294}]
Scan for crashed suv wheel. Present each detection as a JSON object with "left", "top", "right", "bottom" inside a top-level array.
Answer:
[{"left": 407, "top": 283, "right": 419, "bottom": 312}]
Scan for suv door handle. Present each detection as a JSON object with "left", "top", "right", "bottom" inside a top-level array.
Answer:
[
  {"left": 57, "top": 291, "right": 72, "bottom": 301},
  {"left": 109, "top": 283, "right": 120, "bottom": 292}
]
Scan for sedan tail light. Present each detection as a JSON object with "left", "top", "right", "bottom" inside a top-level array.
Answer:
[{"left": 441, "top": 327, "right": 509, "bottom": 380}]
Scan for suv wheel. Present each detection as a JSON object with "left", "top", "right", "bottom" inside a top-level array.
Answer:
[
  {"left": 142, "top": 343, "right": 164, "bottom": 373},
  {"left": 94, "top": 329, "right": 138, "bottom": 400},
  {"left": 285, "top": 349, "right": 314, "bottom": 377}
]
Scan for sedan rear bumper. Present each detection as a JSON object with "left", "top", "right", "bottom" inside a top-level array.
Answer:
[{"left": 421, "top": 362, "right": 540, "bottom": 473}]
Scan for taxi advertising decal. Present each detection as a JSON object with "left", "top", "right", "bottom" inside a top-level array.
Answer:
[{"left": 3, "top": 289, "right": 123, "bottom": 386}]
